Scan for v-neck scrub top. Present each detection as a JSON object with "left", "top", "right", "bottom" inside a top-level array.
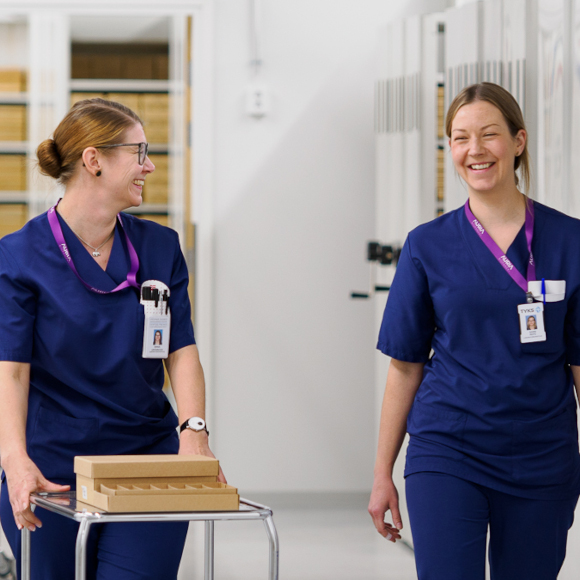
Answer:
[
  {"left": 0, "top": 211, "right": 195, "bottom": 483},
  {"left": 378, "top": 201, "right": 580, "bottom": 500}
]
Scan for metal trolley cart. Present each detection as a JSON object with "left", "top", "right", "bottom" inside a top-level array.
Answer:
[{"left": 21, "top": 492, "right": 279, "bottom": 580}]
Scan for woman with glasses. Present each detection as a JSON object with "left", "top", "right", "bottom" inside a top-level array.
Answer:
[{"left": 0, "top": 98, "right": 221, "bottom": 579}]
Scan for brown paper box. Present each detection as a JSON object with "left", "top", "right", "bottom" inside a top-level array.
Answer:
[
  {"left": 0, "top": 70, "right": 26, "bottom": 92},
  {"left": 138, "top": 214, "right": 169, "bottom": 227},
  {"left": 75, "top": 455, "right": 238, "bottom": 512}
]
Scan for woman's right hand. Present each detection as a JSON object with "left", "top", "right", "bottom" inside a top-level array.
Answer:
[
  {"left": 3, "top": 453, "right": 70, "bottom": 531},
  {"left": 368, "top": 474, "right": 403, "bottom": 542}
]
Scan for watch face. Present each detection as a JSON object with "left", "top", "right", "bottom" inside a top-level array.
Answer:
[{"left": 188, "top": 417, "right": 205, "bottom": 431}]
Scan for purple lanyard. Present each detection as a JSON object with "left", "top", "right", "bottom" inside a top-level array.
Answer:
[
  {"left": 464, "top": 199, "right": 536, "bottom": 293},
  {"left": 47, "top": 200, "right": 140, "bottom": 294}
]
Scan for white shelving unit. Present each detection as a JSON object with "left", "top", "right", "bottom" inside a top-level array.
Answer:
[{"left": 70, "top": 79, "right": 171, "bottom": 92}]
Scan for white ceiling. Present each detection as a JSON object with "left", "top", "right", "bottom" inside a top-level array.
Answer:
[{"left": 70, "top": 15, "right": 170, "bottom": 43}]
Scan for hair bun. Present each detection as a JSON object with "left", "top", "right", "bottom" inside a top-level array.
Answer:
[{"left": 37, "top": 138, "right": 62, "bottom": 179}]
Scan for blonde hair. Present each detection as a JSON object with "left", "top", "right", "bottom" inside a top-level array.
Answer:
[
  {"left": 37, "top": 98, "right": 142, "bottom": 185},
  {"left": 445, "top": 82, "right": 530, "bottom": 193}
]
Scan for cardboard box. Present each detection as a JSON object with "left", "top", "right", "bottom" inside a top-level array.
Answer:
[
  {"left": 0, "top": 105, "right": 27, "bottom": 141},
  {"left": 107, "top": 93, "right": 141, "bottom": 116},
  {"left": 142, "top": 154, "right": 168, "bottom": 205},
  {"left": 74, "top": 455, "right": 239, "bottom": 513},
  {"left": 138, "top": 214, "right": 169, "bottom": 227},
  {"left": 0, "top": 155, "right": 27, "bottom": 190},
  {"left": 0, "top": 69, "right": 26, "bottom": 92},
  {"left": 0, "top": 204, "right": 28, "bottom": 238}
]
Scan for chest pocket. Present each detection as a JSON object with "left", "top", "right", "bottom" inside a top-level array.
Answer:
[{"left": 521, "top": 300, "right": 567, "bottom": 354}]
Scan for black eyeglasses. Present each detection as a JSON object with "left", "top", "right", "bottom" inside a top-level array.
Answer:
[{"left": 98, "top": 142, "right": 149, "bottom": 165}]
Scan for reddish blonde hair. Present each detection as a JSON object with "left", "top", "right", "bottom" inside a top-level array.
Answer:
[{"left": 37, "top": 98, "right": 142, "bottom": 185}]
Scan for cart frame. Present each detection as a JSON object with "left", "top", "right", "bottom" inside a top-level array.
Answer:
[{"left": 20, "top": 492, "right": 279, "bottom": 580}]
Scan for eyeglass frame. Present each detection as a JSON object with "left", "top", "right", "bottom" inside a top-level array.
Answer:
[{"left": 97, "top": 142, "right": 149, "bottom": 166}]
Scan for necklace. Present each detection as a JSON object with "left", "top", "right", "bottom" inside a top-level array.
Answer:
[
  {"left": 74, "top": 229, "right": 115, "bottom": 257},
  {"left": 57, "top": 209, "right": 116, "bottom": 258}
]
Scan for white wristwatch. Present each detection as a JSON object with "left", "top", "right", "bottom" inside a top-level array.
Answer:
[{"left": 179, "top": 416, "right": 209, "bottom": 436}]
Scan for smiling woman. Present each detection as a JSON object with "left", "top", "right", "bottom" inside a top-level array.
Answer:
[
  {"left": 0, "top": 98, "right": 221, "bottom": 580},
  {"left": 369, "top": 82, "right": 580, "bottom": 580}
]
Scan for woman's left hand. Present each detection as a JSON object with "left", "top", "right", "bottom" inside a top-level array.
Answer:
[{"left": 178, "top": 429, "right": 227, "bottom": 483}]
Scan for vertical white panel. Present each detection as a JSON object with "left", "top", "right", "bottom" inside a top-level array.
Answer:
[
  {"left": 384, "top": 20, "right": 405, "bottom": 247},
  {"left": 537, "top": 0, "right": 566, "bottom": 211},
  {"left": 444, "top": 2, "right": 481, "bottom": 213},
  {"left": 420, "top": 13, "right": 442, "bottom": 225},
  {"left": 571, "top": 0, "right": 580, "bottom": 218},
  {"left": 403, "top": 16, "right": 422, "bottom": 236},
  {"left": 27, "top": 11, "right": 69, "bottom": 217},
  {"left": 168, "top": 15, "right": 186, "bottom": 243},
  {"left": 503, "top": 0, "right": 527, "bottom": 105}
]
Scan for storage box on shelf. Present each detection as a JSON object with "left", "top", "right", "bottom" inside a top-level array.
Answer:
[
  {"left": 71, "top": 45, "right": 168, "bottom": 81},
  {"left": 0, "top": 69, "right": 27, "bottom": 93},
  {"left": 75, "top": 455, "right": 239, "bottom": 513},
  {"left": 0, "top": 204, "right": 28, "bottom": 237},
  {"left": 0, "top": 104, "right": 27, "bottom": 141},
  {"left": 0, "top": 155, "right": 27, "bottom": 191},
  {"left": 138, "top": 214, "right": 169, "bottom": 227},
  {"left": 143, "top": 154, "right": 168, "bottom": 205}
]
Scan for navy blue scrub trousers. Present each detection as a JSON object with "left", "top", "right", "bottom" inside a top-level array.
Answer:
[
  {"left": 0, "top": 480, "right": 189, "bottom": 580},
  {"left": 406, "top": 472, "right": 579, "bottom": 580}
]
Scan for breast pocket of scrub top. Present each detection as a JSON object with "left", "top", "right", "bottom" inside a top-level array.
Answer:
[
  {"left": 409, "top": 400, "right": 467, "bottom": 460},
  {"left": 521, "top": 300, "right": 567, "bottom": 354},
  {"left": 29, "top": 406, "right": 98, "bottom": 478},
  {"left": 511, "top": 407, "right": 576, "bottom": 486}
]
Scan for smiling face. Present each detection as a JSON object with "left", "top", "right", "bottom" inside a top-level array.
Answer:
[
  {"left": 101, "top": 123, "right": 155, "bottom": 210},
  {"left": 450, "top": 100, "right": 526, "bottom": 197}
]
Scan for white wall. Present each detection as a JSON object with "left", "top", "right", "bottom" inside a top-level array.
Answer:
[{"left": 210, "top": 0, "right": 405, "bottom": 494}]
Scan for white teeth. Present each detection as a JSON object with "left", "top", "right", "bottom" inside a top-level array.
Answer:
[
  {"left": 133, "top": 180, "right": 144, "bottom": 186},
  {"left": 471, "top": 163, "right": 492, "bottom": 170}
]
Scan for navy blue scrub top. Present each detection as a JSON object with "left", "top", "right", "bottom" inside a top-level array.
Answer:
[
  {"left": 378, "top": 201, "right": 580, "bottom": 500},
  {"left": 0, "top": 211, "right": 195, "bottom": 483}
]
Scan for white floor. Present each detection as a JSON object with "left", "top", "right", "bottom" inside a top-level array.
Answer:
[
  {"left": 1, "top": 497, "right": 579, "bottom": 578},
  {"left": 178, "top": 503, "right": 417, "bottom": 580},
  {"left": 178, "top": 500, "right": 580, "bottom": 580}
]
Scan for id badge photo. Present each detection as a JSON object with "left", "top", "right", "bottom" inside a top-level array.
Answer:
[
  {"left": 141, "top": 280, "right": 171, "bottom": 358},
  {"left": 517, "top": 302, "right": 546, "bottom": 343}
]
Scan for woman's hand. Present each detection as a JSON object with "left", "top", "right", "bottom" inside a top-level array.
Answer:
[
  {"left": 178, "top": 429, "right": 227, "bottom": 483},
  {"left": 368, "top": 474, "right": 403, "bottom": 542},
  {"left": 3, "top": 454, "right": 70, "bottom": 531}
]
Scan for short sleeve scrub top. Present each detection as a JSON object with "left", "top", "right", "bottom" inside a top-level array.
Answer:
[
  {"left": 0, "top": 210, "right": 195, "bottom": 486},
  {"left": 378, "top": 201, "right": 580, "bottom": 500}
]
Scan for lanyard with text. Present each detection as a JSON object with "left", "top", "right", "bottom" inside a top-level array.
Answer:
[
  {"left": 464, "top": 199, "right": 536, "bottom": 292},
  {"left": 47, "top": 200, "right": 141, "bottom": 294},
  {"left": 464, "top": 199, "right": 546, "bottom": 343}
]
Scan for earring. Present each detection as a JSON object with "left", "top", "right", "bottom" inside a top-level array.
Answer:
[{"left": 96, "top": 170, "right": 102, "bottom": 177}]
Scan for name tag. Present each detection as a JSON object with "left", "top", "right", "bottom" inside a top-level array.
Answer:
[
  {"left": 518, "top": 303, "right": 546, "bottom": 343},
  {"left": 141, "top": 280, "right": 171, "bottom": 358}
]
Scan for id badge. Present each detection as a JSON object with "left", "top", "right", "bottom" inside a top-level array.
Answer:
[
  {"left": 518, "top": 303, "right": 546, "bottom": 343},
  {"left": 141, "top": 280, "right": 171, "bottom": 358}
]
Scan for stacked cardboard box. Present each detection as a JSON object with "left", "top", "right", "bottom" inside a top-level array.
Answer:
[
  {"left": 143, "top": 154, "right": 168, "bottom": 205},
  {"left": 138, "top": 214, "right": 169, "bottom": 227},
  {"left": 71, "top": 52, "right": 169, "bottom": 80},
  {"left": 141, "top": 94, "right": 169, "bottom": 144},
  {"left": 0, "top": 105, "right": 27, "bottom": 141},
  {"left": 0, "top": 204, "right": 28, "bottom": 238},
  {"left": 0, "top": 155, "right": 27, "bottom": 190},
  {"left": 75, "top": 455, "right": 239, "bottom": 513},
  {"left": 0, "top": 69, "right": 27, "bottom": 93}
]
